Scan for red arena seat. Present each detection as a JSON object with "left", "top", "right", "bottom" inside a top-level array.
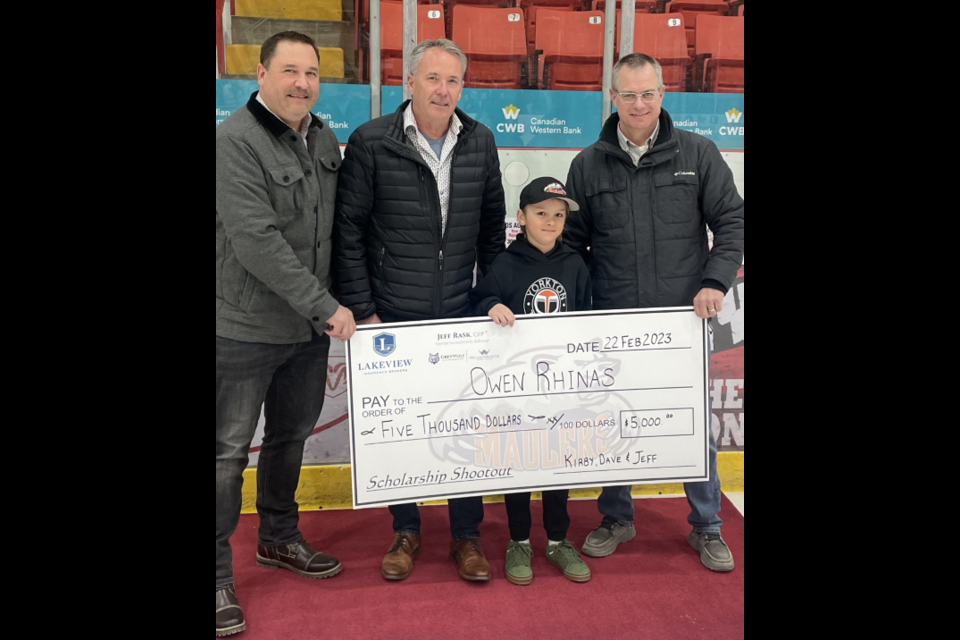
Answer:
[
  {"left": 593, "top": 0, "right": 658, "bottom": 14},
  {"left": 694, "top": 14, "right": 744, "bottom": 92},
  {"left": 380, "top": 2, "right": 447, "bottom": 85},
  {"left": 518, "top": 0, "right": 584, "bottom": 51},
  {"left": 452, "top": 5, "right": 529, "bottom": 88},
  {"left": 357, "top": 0, "right": 433, "bottom": 83},
  {"left": 535, "top": 9, "right": 605, "bottom": 90},
  {"left": 524, "top": 5, "right": 575, "bottom": 51},
  {"left": 665, "top": 0, "right": 729, "bottom": 56},
  {"left": 443, "top": 0, "right": 511, "bottom": 36},
  {"left": 618, "top": 12, "right": 691, "bottom": 92}
]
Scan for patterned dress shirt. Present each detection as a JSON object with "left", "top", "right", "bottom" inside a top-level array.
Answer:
[{"left": 403, "top": 103, "right": 463, "bottom": 236}]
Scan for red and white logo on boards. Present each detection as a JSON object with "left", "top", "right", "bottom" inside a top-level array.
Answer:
[{"left": 523, "top": 278, "right": 568, "bottom": 314}]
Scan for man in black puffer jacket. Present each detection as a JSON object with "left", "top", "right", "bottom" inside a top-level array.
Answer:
[
  {"left": 335, "top": 39, "right": 506, "bottom": 583},
  {"left": 565, "top": 54, "right": 744, "bottom": 573}
]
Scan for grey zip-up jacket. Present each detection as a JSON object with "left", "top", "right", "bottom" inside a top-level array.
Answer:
[
  {"left": 216, "top": 92, "right": 342, "bottom": 344},
  {"left": 565, "top": 110, "right": 744, "bottom": 310}
]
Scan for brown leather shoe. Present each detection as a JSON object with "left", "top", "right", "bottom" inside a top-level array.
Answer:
[
  {"left": 256, "top": 541, "right": 342, "bottom": 579},
  {"left": 216, "top": 584, "right": 245, "bottom": 637},
  {"left": 381, "top": 533, "right": 422, "bottom": 580},
  {"left": 450, "top": 538, "right": 491, "bottom": 582}
]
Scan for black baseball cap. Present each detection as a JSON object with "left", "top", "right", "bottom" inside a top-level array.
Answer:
[{"left": 519, "top": 177, "right": 580, "bottom": 211}]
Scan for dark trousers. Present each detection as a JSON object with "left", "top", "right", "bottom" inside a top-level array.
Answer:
[
  {"left": 504, "top": 490, "right": 570, "bottom": 542},
  {"left": 390, "top": 496, "right": 484, "bottom": 540},
  {"left": 215, "top": 332, "right": 331, "bottom": 586}
]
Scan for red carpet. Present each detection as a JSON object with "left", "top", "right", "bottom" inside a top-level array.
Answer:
[{"left": 228, "top": 495, "right": 744, "bottom": 639}]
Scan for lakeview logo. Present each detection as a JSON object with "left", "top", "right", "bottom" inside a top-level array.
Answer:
[
  {"left": 725, "top": 108, "right": 743, "bottom": 123},
  {"left": 373, "top": 332, "right": 396, "bottom": 357},
  {"left": 502, "top": 104, "right": 520, "bottom": 120}
]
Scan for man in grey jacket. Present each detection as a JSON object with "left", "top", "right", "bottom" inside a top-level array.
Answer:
[
  {"left": 215, "top": 32, "right": 355, "bottom": 637},
  {"left": 565, "top": 53, "right": 744, "bottom": 573}
]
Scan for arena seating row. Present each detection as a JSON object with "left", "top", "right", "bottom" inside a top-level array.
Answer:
[
  {"left": 377, "top": 4, "right": 742, "bottom": 92},
  {"left": 356, "top": 0, "right": 744, "bottom": 47},
  {"left": 225, "top": 0, "right": 743, "bottom": 90}
]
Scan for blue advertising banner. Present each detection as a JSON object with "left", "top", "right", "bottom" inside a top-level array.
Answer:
[
  {"left": 216, "top": 81, "right": 743, "bottom": 150},
  {"left": 383, "top": 86, "right": 602, "bottom": 149},
  {"left": 386, "top": 87, "right": 743, "bottom": 150},
  {"left": 215, "top": 80, "right": 372, "bottom": 144},
  {"left": 663, "top": 93, "right": 744, "bottom": 151}
]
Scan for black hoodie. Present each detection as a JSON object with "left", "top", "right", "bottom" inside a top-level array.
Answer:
[{"left": 470, "top": 234, "right": 592, "bottom": 316}]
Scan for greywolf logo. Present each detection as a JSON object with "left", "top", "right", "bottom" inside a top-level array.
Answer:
[
  {"left": 429, "top": 353, "right": 440, "bottom": 365},
  {"left": 373, "top": 333, "right": 396, "bottom": 357}
]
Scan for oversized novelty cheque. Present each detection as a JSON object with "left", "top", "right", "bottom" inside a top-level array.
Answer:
[{"left": 345, "top": 308, "right": 711, "bottom": 508}]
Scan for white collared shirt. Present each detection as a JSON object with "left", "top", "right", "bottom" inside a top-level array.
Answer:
[
  {"left": 618, "top": 120, "right": 660, "bottom": 166},
  {"left": 403, "top": 103, "right": 463, "bottom": 236},
  {"left": 257, "top": 93, "right": 310, "bottom": 149}
]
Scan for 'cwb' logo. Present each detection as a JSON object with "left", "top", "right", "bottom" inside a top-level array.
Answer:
[
  {"left": 498, "top": 105, "right": 525, "bottom": 134},
  {"left": 373, "top": 333, "right": 396, "bottom": 357},
  {"left": 523, "top": 278, "right": 568, "bottom": 315},
  {"left": 725, "top": 108, "right": 743, "bottom": 123}
]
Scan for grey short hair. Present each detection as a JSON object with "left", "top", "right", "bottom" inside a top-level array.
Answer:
[
  {"left": 409, "top": 39, "right": 468, "bottom": 79},
  {"left": 612, "top": 53, "right": 664, "bottom": 91}
]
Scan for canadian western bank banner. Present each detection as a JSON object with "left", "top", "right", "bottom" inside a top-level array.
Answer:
[
  {"left": 216, "top": 80, "right": 371, "bottom": 144},
  {"left": 216, "top": 80, "right": 744, "bottom": 465},
  {"left": 381, "top": 86, "right": 744, "bottom": 150},
  {"left": 216, "top": 80, "right": 744, "bottom": 150}
]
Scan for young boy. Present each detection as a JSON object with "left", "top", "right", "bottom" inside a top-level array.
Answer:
[{"left": 469, "top": 177, "right": 592, "bottom": 585}]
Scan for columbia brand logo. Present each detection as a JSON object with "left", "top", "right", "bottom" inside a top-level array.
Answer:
[{"left": 675, "top": 171, "right": 696, "bottom": 177}]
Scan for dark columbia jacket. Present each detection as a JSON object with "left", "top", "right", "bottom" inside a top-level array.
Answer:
[
  {"left": 470, "top": 234, "right": 592, "bottom": 316},
  {"left": 216, "top": 92, "right": 342, "bottom": 344},
  {"left": 336, "top": 101, "right": 506, "bottom": 322},
  {"left": 564, "top": 109, "right": 744, "bottom": 310}
]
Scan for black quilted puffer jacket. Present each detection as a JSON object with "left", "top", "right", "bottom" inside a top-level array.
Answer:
[{"left": 335, "top": 101, "right": 506, "bottom": 322}]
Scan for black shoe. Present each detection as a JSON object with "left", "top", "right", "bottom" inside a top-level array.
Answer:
[{"left": 216, "top": 584, "right": 245, "bottom": 637}]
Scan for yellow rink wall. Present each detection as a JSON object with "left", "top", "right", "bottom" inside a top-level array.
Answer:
[{"left": 239, "top": 451, "right": 743, "bottom": 513}]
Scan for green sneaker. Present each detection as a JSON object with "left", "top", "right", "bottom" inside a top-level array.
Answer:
[
  {"left": 505, "top": 541, "right": 533, "bottom": 585},
  {"left": 545, "top": 540, "right": 591, "bottom": 583}
]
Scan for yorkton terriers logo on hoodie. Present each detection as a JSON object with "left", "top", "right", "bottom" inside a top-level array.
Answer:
[{"left": 524, "top": 278, "right": 568, "bottom": 314}]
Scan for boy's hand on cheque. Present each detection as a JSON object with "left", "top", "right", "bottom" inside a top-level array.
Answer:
[{"left": 488, "top": 304, "right": 516, "bottom": 327}]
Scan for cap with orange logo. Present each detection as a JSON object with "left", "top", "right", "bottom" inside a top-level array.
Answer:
[{"left": 519, "top": 177, "right": 580, "bottom": 211}]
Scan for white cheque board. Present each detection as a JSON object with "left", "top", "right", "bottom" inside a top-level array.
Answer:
[{"left": 345, "top": 308, "right": 710, "bottom": 508}]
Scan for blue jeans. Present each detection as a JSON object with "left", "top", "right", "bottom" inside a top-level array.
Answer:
[
  {"left": 598, "top": 320, "right": 723, "bottom": 534},
  {"left": 390, "top": 496, "right": 484, "bottom": 540},
  {"left": 598, "top": 426, "right": 722, "bottom": 533},
  {"left": 215, "top": 332, "right": 331, "bottom": 586}
]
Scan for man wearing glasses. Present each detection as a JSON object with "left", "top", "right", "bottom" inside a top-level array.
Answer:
[{"left": 564, "top": 53, "right": 744, "bottom": 572}]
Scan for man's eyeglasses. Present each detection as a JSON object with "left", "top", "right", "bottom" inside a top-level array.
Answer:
[{"left": 614, "top": 90, "right": 661, "bottom": 104}]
